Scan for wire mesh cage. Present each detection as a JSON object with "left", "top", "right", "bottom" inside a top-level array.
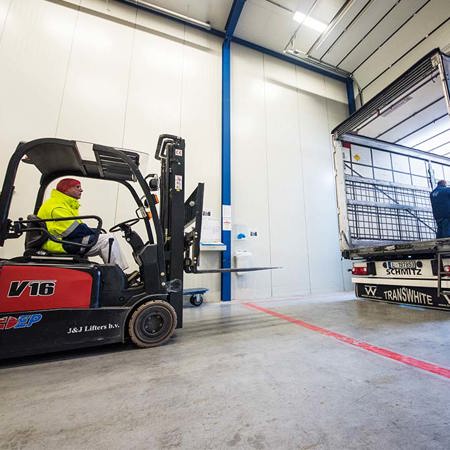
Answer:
[
  {"left": 340, "top": 140, "right": 450, "bottom": 243},
  {"left": 347, "top": 202, "right": 435, "bottom": 241}
]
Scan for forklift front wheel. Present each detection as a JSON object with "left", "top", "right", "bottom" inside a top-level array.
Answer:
[
  {"left": 190, "top": 294, "right": 203, "bottom": 307},
  {"left": 129, "top": 300, "right": 177, "bottom": 348}
]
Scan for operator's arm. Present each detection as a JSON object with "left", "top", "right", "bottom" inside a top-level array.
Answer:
[{"left": 50, "top": 207, "right": 96, "bottom": 240}]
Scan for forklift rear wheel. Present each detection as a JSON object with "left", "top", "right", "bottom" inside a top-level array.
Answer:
[
  {"left": 190, "top": 294, "right": 203, "bottom": 306},
  {"left": 129, "top": 300, "right": 177, "bottom": 348}
]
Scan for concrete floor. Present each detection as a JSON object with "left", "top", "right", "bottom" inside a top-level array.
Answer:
[{"left": 1, "top": 292, "right": 450, "bottom": 450}]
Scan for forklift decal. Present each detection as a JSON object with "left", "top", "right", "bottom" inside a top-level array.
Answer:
[
  {"left": 0, "top": 314, "right": 42, "bottom": 330},
  {"left": 7, "top": 280, "right": 56, "bottom": 298}
]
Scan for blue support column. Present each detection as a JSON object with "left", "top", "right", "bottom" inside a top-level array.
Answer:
[
  {"left": 221, "top": 38, "right": 232, "bottom": 301},
  {"left": 220, "top": 0, "right": 246, "bottom": 302},
  {"left": 346, "top": 77, "right": 356, "bottom": 115}
]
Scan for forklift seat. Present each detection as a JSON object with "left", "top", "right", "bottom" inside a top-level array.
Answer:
[
  {"left": 23, "top": 214, "right": 88, "bottom": 262},
  {"left": 24, "top": 214, "right": 50, "bottom": 256}
]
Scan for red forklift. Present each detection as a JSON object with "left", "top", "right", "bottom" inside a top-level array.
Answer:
[{"left": 0, "top": 135, "right": 205, "bottom": 358}]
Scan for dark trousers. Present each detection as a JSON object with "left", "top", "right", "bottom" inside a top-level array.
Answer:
[{"left": 436, "top": 218, "right": 450, "bottom": 238}]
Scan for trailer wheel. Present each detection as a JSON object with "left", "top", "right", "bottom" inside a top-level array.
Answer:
[
  {"left": 129, "top": 300, "right": 177, "bottom": 348},
  {"left": 190, "top": 294, "right": 203, "bottom": 306}
]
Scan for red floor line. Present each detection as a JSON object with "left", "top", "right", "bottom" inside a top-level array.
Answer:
[{"left": 244, "top": 302, "right": 450, "bottom": 380}]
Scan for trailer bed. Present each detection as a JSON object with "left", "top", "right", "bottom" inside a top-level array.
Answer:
[{"left": 345, "top": 238, "right": 450, "bottom": 259}]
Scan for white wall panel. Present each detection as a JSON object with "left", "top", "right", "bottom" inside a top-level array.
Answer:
[
  {"left": 80, "top": 0, "right": 137, "bottom": 23},
  {"left": 179, "top": 31, "right": 222, "bottom": 298},
  {"left": 136, "top": 2, "right": 186, "bottom": 42},
  {"left": 0, "top": 0, "right": 77, "bottom": 171},
  {"left": 231, "top": 45, "right": 272, "bottom": 300},
  {"left": 231, "top": 43, "right": 349, "bottom": 299},
  {"left": 0, "top": 0, "right": 12, "bottom": 41},
  {"left": 297, "top": 85, "right": 343, "bottom": 293},
  {"left": 326, "top": 98, "right": 353, "bottom": 291},
  {"left": 264, "top": 56, "right": 311, "bottom": 297},
  {"left": 324, "top": 77, "right": 348, "bottom": 104},
  {"left": 0, "top": 0, "right": 78, "bottom": 258},
  {"left": 179, "top": 35, "right": 222, "bottom": 204},
  {"left": 56, "top": 11, "right": 134, "bottom": 145},
  {"left": 123, "top": 29, "right": 184, "bottom": 158},
  {"left": 295, "top": 67, "right": 328, "bottom": 99},
  {"left": 53, "top": 9, "right": 135, "bottom": 243}
]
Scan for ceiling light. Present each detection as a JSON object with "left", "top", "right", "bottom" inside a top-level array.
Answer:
[
  {"left": 293, "top": 11, "right": 327, "bottom": 33},
  {"left": 137, "top": 0, "right": 211, "bottom": 30}
]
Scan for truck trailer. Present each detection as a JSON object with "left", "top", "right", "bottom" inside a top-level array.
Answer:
[{"left": 332, "top": 49, "right": 450, "bottom": 310}]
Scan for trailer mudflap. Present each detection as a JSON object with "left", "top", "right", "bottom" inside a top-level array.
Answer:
[{"left": 355, "top": 283, "right": 450, "bottom": 310}]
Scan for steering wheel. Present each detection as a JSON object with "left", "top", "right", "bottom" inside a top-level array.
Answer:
[{"left": 109, "top": 217, "right": 141, "bottom": 233}]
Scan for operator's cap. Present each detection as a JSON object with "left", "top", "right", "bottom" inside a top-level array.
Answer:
[{"left": 56, "top": 178, "right": 81, "bottom": 193}]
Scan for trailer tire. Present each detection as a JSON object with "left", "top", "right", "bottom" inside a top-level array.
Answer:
[{"left": 129, "top": 300, "right": 177, "bottom": 348}]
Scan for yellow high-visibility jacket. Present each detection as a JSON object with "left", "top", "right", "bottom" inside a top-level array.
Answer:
[{"left": 37, "top": 189, "right": 82, "bottom": 253}]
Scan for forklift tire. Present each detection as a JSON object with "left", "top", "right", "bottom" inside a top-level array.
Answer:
[
  {"left": 128, "top": 300, "right": 177, "bottom": 348},
  {"left": 190, "top": 294, "right": 203, "bottom": 307}
]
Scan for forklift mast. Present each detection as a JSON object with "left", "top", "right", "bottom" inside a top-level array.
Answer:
[{"left": 155, "top": 135, "right": 187, "bottom": 327}]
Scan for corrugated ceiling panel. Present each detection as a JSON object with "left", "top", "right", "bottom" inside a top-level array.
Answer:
[
  {"left": 271, "top": 0, "right": 309, "bottom": 11},
  {"left": 308, "top": 0, "right": 369, "bottom": 60},
  {"left": 361, "top": 20, "right": 450, "bottom": 101},
  {"left": 399, "top": 116, "right": 450, "bottom": 147},
  {"left": 310, "top": 0, "right": 346, "bottom": 23},
  {"left": 358, "top": 78, "right": 443, "bottom": 138},
  {"left": 379, "top": 98, "right": 448, "bottom": 142},
  {"left": 338, "top": 0, "right": 428, "bottom": 72},
  {"left": 431, "top": 147, "right": 450, "bottom": 156},
  {"left": 321, "top": 0, "right": 398, "bottom": 67},
  {"left": 291, "top": 0, "right": 346, "bottom": 53},
  {"left": 417, "top": 128, "right": 450, "bottom": 152},
  {"left": 353, "top": 0, "right": 449, "bottom": 88},
  {"left": 429, "top": 138, "right": 450, "bottom": 155},
  {"left": 414, "top": 124, "right": 450, "bottom": 148},
  {"left": 234, "top": 0, "right": 300, "bottom": 52},
  {"left": 292, "top": 26, "right": 322, "bottom": 54}
]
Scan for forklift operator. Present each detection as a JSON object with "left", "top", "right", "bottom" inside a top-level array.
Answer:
[
  {"left": 38, "top": 178, "right": 129, "bottom": 270},
  {"left": 430, "top": 179, "right": 450, "bottom": 239}
]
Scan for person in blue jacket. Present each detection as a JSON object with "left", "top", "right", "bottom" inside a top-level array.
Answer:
[{"left": 430, "top": 180, "right": 450, "bottom": 238}]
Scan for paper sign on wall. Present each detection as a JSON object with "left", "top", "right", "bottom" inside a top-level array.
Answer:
[
  {"left": 201, "top": 211, "right": 221, "bottom": 243},
  {"left": 222, "top": 205, "right": 232, "bottom": 231}
]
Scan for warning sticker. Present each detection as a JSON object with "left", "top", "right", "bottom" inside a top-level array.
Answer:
[
  {"left": 175, "top": 175, "right": 183, "bottom": 191},
  {"left": 175, "top": 149, "right": 183, "bottom": 157}
]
